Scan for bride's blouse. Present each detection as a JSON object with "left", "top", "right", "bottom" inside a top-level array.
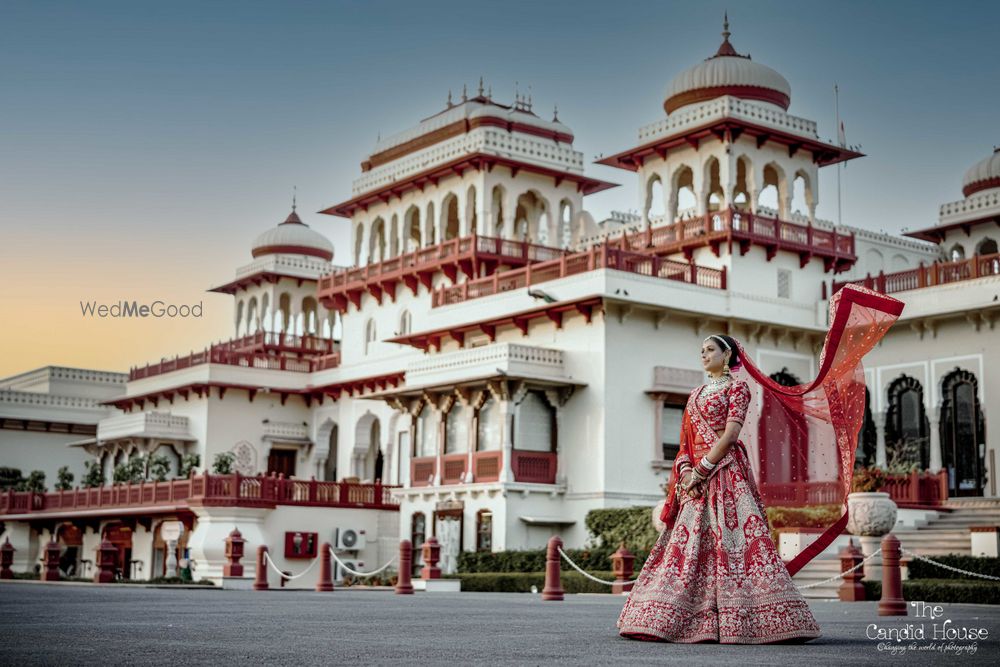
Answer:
[{"left": 694, "top": 379, "right": 751, "bottom": 431}]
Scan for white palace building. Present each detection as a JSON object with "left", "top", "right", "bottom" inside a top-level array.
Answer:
[{"left": 2, "top": 22, "right": 997, "bottom": 590}]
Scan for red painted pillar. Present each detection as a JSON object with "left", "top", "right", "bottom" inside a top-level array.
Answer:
[
  {"left": 223, "top": 528, "right": 245, "bottom": 577},
  {"left": 878, "top": 534, "right": 907, "bottom": 616},
  {"left": 395, "top": 540, "right": 414, "bottom": 595},
  {"left": 41, "top": 540, "right": 61, "bottom": 582},
  {"left": 420, "top": 536, "right": 441, "bottom": 580},
  {"left": 253, "top": 545, "right": 269, "bottom": 591},
  {"left": 95, "top": 540, "right": 117, "bottom": 583},
  {"left": 838, "top": 538, "right": 865, "bottom": 602},
  {"left": 542, "top": 536, "right": 564, "bottom": 601},
  {"left": 0, "top": 538, "right": 14, "bottom": 579},
  {"left": 315, "top": 542, "right": 334, "bottom": 592},
  {"left": 610, "top": 544, "right": 635, "bottom": 594}
]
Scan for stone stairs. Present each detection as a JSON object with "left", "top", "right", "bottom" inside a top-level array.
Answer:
[{"left": 791, "top": 497, "right": 1000, "bottom": 598}]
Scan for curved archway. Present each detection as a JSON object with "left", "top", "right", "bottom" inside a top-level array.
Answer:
[
  {"left": 669, "top": 164, "right": 696, "bottom": 222},
  {"left": 885, "top": 375, "right": 929, "bottom": 470},
  {"left": 940, "top": 369, "right": 985, "bottom": 496}
]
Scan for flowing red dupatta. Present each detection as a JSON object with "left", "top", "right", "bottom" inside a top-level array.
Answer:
[{"left": 659, "top": 284, "right": 903, "bottom": 576}]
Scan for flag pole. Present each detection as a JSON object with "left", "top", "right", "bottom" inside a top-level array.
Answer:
[{"left": 835, "top": 83, "right": 842, "bottom": 228}]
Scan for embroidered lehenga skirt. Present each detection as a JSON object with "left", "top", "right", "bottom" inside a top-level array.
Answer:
[{"left": 616, "top": 444, "right": 821, "bottom": 644}]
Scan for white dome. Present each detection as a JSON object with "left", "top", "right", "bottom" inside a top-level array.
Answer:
[
  {"left": 251, "top": 210, "right": 334, "bottom": 261},
  {"left": 663, "top": 24, "right": 791, "bottom": 115},
  {"left": 962, "top": 149, "right": 1000, "bottom": 197}
]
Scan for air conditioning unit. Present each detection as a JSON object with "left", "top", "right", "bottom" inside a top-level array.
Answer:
[
  {"left": 335, "top": 527, "right": 366, "bottom": 550},
  {"left": 334, "top": 559, "right": 365, "bottom": 582}
]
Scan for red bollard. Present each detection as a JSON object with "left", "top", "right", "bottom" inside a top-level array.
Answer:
[
  {"left": 0, "top": 538, "right": 15, "bottom": 579},
  {"left": 610, "top": 544, "right": 635, "bottom": 594},
  {"left": 223, "top": 528, "right": 245, "bottom": 577},
  {"left": 838, "top": 537, "right": 866, "bottom": 602},
  {"left": 95, "top": 540, "right": 117, "bottom": 583},
  {"left": 878, "top": 534, "right": 907, "bottom": 616},
  {"left": 41, "top": 540, "right": 61, "bottom": 582},
  {"left": 316, "top": 542, "right": 334, "bottom": 592},
  {"left": 395, "top": 539, "right": 414, "bottom": 595},
  {"left": 420, "top": 536, "right": 441, "bottom": 580},
  {"left": 253, "top": 545, "right": 269, "bottom": 591},
  {"left": 542, "top": 536, "right": 564, "bottom": 601}
]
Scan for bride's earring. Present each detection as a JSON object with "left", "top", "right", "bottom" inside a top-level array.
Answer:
[{"left": 723, "top": 354, "right": 731, "bottom": 376}]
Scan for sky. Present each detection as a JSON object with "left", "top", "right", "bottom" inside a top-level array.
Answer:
[{"left": 1, "top": 0, "right": 997, "bottom": 378}]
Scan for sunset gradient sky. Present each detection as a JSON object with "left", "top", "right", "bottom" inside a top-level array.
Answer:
[{"left": 1, "top": 0, "right": 997, "bottom": 378}]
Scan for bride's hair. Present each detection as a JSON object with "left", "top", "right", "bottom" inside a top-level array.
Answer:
[{"left": 707, "top": 334, "right": 742, "bottom": 369}]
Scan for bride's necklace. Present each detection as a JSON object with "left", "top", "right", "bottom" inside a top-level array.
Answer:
[{"left": 701, "top": 373, "right": 731, "bottom": 398}]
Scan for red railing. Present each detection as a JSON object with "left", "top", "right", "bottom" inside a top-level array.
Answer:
[
  {"left": 620, "top": 208, "right": 855, "bottom": 264},
  {"left": 758, "top": 469, "right": 949, "bottom": 508},
  {"left": 406, "top": 450, "right": 554, "bottom": 486},
  {"left": 318, "top": 233, "right": 566, "bottom": 293},
  {"left": 410, "top": 457, "right": 436, "bottom": 487},
  {"left": 473, "top": 451, "right": 501, "bottom": 482},
  {"left": 432, "top": 243, "right": 725, "bottom": 307},
  {"left": 0, "top": 474, "right": 399, "bottom": 517},
  {"left": 882, "top": 469, "right": 949, "bottom": 506},
  {"left": 511, "top": 450, "right": 557, "bottom": 484},
  {"left": 215, "top": 331, "right": 334, "bottom": 355},
  {"left": 833, "top": 252, "right": 1000, "bottom": 295},
  {"left": 130, "top": 346, "right": 340, "bottom": 381}
]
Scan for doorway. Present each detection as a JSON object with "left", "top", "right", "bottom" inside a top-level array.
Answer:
[{"left": 268, "top": 449, "right": 297, "bottom": 478}]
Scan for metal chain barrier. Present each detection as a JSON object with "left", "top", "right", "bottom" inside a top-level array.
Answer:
[
  {"left": 795, "top": 547, "right": 883, "bottom": 590},
  {"left": 328, "top": 547, "right": 398, "bottom": 578},
  {"left": 262, "top": 550, "right": 320, "bottom": 581},
  {"left": 900, "top": 548, "right": 1000, "bottom": 581},
  {"left": 556, "top": 547, "right": 637, "bottom": 585}
]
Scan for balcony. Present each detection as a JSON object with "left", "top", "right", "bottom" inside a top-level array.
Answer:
[
  {"left": 758, "top": 470, "right": 949, "bottom": 509},
  {"left": 317, "top": 234, "right": 567, "bottom": 313},
  {"left": 432, "top": 243, "right": 726, "bottom": 308},
  {"left": 408, "top": 449, "right": 556, "bottom": 487},
  {"left": 0, "top": 474, "right": 400, "bottom": 518},
  {"left": 129, "top": 336, "right": 340, "bottom": 382},
  {"left": 833, "top": 252, "right": 1000, "bottom": 295},
  {"left": 97, "top": 412, "right": 194, "bottom": 443},
  {"left": 615, "top": 208, "right": 856, "bottom": 273}
]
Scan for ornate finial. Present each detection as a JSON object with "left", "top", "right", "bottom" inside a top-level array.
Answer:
[
  {"left": 462, "top": 84, "right": 467, "bottom": 102},
  {"left": 552, "top": 104, "right": 559, "bottom": 122},
  {"left": 447, "top": 89, "right": 453, "bottom": 107},
  {"left": 292, "top": 185, "right": 297, "bottom": 212},
  {"left": 712, "top": 10, "right": 743, "bottom": 58},
  {"left": 478, "top": 76, "right": 484, "bottom": 96},
  {"left": 487, "top": 84, "right": 492, "bottom": 100},
  {"left": 723, "top": 11, "right": 730, "bottom": 41}
]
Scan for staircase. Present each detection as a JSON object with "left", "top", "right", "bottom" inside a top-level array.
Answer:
[{"left": 792, "top": 497, "right": 1000, "bottom": 598}]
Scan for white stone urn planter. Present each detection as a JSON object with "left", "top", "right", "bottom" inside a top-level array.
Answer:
[
  {"left": 846, "top": 491, "right": 898, "bottom": 581},
  {"left": 846, "top": 491, "right": 898, "bottom": 536}
]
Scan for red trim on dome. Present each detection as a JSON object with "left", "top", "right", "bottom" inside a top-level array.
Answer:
[
  {"left": 664, "top": 85, "right": 790, "bottom": 114},
  {"left": 321, "top": 153, "right": 617, "bottom": 219},
  {"left": 251, "top": 244, "right": 333, "bottom": 261},
  {"left": 363, "top": 115, "right": 574, "bottom": 171},
  {"left": 963, "top": 176, "right": 1000, "bottom": 198}
]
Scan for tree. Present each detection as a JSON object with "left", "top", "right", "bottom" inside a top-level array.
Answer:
[
  {"left": 179, "top": 453, "right": 200, "bottom": 478},
  {"left": 16, "top": 470, "right": 46, "bottom": 493},
  {"left": 212, "top": 452, "right": 235, "bottom": 475},
  {"left": 112, "top": 458, "right": 145, "bottom": 485},
  {"left": 148, "top": 454, "right": 171, "bottom": 482},
  {"left": 0, "top": 467, "right": 23, "bottom": 490},
  {"left": 82, "top": 460, "right": 104, "bottom": 488},
  {"left": 56, "top": 466, "right": 74, "bottom": 491}
]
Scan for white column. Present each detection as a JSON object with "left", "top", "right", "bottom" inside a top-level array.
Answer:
[
  {"left": 499, "top": 403, "right": 515, "bottom": 483},
  {"left": 929, "top": 410, "right": 942, "bottom": 472},
  {"left": 875, "top": 411, "right": 887, "bottom": 467}
]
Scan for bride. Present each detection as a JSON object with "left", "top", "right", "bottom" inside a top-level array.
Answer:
[{"left": 617, "top": 285, "right": 903, "bottom": 643}]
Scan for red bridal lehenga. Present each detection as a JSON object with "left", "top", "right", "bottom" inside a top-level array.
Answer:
[{"left": 617, "top": 284, "right": 904, "bottom": 643}]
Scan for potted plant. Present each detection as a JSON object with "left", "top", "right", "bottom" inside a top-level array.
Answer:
[{"left": 846, "top": 466, "right": 898, "bottom": 537}]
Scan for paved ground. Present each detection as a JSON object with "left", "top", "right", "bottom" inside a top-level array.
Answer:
[{"left": 1, "top": 583, "right": 998, "bottom": 666}]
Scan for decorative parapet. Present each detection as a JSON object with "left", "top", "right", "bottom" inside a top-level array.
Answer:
[
  {"left": 97, "top": 411, "right": 193, "bottom": 443},
  {"left": 938, "top": 190, "right": 1000, "bottom": 226},
  {"left": 262, "top": 420, "right": 310, "bottom": 442},
  {"left": 637, "top": 96, "right": 819, "bottom": 144},
  {"left": 0, "top": 390, "right": 103, "bottom": 411},
  {"left": 406, "top": 342, "right": 566, "bottom": 387},
  {"left": 234, "top": 254, "right": 333, "bottom": 280},
  {"left": 651, "top": 367, "right": 703, "bottom": 394}
]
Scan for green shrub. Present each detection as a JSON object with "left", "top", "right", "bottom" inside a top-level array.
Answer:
[
  {"left": 179, "top": 453, "right": 200, "bottom": 477},
  {"left": 585, "top": 507, "right": 660, "bottom": 552},
  {"left": 765, "top": 504, "right": 842, "bottom": 550},
  {"left": 458, "top": 546, "right": 649, "bottom": 574},
  {"left": 82, "top": 460, "right": 104, "bottom": 488},
  {"left": 863, "top": 578, "right": 1000, "bottom": 605},
  {"left": 148, "top": 454, "right": 171, "bottom": 482},
  {"left": 906, "top": 554, "right": 1000, "bottom": 581},
  {"left": 55, "top": 466, "right": 74, "bottom": 491},
  {"left": 0, "top": 467, "right": 23, "bottom": 490},
  {"left": 212, "top": 452, "right": 235, "bottom": 474},
  {"left": 15, "top": 470, "right": 46, "bottom": 493},
  {"left": 112, "top": 458, "right": 145, "bottom": 485},
  {"left": 445, "top": 571, "right": 623, "bottom": 594}
]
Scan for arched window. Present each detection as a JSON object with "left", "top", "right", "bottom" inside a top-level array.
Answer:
[
  {"left": 857, "top": 387, "right": 878, "bottom": 468},
  {"left": 476, "top": 396, "right": 501, "bottom": 451},
  {"left": 411, "top": 512, "right": 426, "bottom": 575},
  {"left": 948, "top": 244, "right": 966, "bottom": 262},
  {"left": 514, "top": 390, "right": 555, "bottom": 452},
  {"left": 324, "top": 425, "right": 339, "bottom": 481},
  {"left": 445, "top": 402, "right": 470, "bottom": 454},
  {"left": 398, "top": 310, "right": 411, "bottom": 336},
  {"left": 364, "top": 318, "right": 377, "bottom": 356},
  {"left": 940, "top": 369, "right": 985, "bottom": 496},
  {"left": 977, "top": 237, "right": 998, "bottom": 256},
  {"left": 476, "top": 509, "right": 493, "bottom": 552},
  {"left": 885, "top": 375, "right": 929, "bottom": 470}
]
